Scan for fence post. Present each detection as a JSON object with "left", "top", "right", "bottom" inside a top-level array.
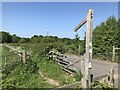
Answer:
[
  {"left": 78, "top": 45, "right": 80, "bottom": 55},
  {"left": 81, "top": 54, "right": 85, "bottom": 88},
  {"left": 5, "top": 57, "right": 7, "bottom": 67},
  {"left": 112, "top": 46, "right": 115, "bottom": 62},
  {"left": 22, "top": 49, "right": 26, "bottom": 64},
  {"left": 109, "top": 66, "right": 115, "bottom": 86}
]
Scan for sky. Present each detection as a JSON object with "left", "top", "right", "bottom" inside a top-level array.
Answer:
[{"left": 2, "top": 2, "right": 118, "bottom": 39}]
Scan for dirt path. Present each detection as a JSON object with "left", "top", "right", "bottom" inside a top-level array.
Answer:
[{"left": 38, "top": 70, "right": 60, "bottom": 86}]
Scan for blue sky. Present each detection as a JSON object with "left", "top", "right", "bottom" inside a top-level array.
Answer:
[{"left": 2, "top": 2, "right": 118, "bottom": 39}]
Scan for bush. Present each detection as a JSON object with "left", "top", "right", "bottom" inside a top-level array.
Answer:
[{"left": 74, "top": 71, "right": 83, "bottom": 81}]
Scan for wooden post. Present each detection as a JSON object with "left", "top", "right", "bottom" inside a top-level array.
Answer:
[
  {"left": 112, "top": 46, "right": 115, "bottom": 62},
  {"left": 83, "top": 9, "right": 93, "bottom": 88},
  {"left": 5, "top": 57, "right": 7, "bottom": 67},
  {"left": 81, "top": 54, "right": 85, "bottom": 88},
  {"left": 22, "top": 49, "right": 26, "bottom": 64},
  {"left": 78, "top": 45, "right": 80, "bottom": 55},
  {"left": 69, "top": 45, "right": 70, "bottom": 53},
  {"left": 20, "top": 53, "right": 22, "bottom": 62},
  {"left": 74, "top": 9, "right": 93, "bottom": 89},
  {"left": 109, "top": 66, "right": 114, "bottom": 86}
]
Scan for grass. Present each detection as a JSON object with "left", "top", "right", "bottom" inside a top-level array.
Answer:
[
  {"left": 32, "top": 53, "right": 76, "bottom": 86},
  {"left": 1, "top": 46, "right": 20, "bottom": 67},
  {"left": 2, "top": 44, "right": 78, "bottom": 88}
]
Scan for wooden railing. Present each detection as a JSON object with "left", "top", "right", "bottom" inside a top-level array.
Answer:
[
  {"left": 3, "top": 44, "right": 30, "bottom": 64},
  {"left": 53, "top": 66, "right": 115, "bottom": 89},
  {"left": 48, "top": 50, "right": 82, "bottom": 74}
]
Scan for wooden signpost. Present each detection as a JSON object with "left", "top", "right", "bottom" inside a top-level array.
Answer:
[{"left": 74, "top": 9, "right": 93, "bottom": 88}]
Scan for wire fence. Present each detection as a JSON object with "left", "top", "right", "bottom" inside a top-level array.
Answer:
[{"left": 1, "top": 52, "right": 22, "bottom": 71}]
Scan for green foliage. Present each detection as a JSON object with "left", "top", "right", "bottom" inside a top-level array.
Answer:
[
  {"left": 0, "top": 31, "right": 12, "bottom": 43},
  {"left": 2, "top": 43, "right": 77, "bottom": 88},
  {"left": 31, "top": 53, "right": 76, "bottom": 86},
  {"left": 74, "top": 71, "right": 83, "bottom": 81},
  {"left": 1, "top": 30, "right": 86, "bottom": 55},
  {"left": 18, "top": 38, "right": 26, "bottom": 43},
  {"left": 2, "top": 57, "right": 54, "bottom": 88},
  {"left": 93, "top": 16, "right": 119, "bottom": 62},
  {"left": 92, "top": 80, "right": 114, "bottom": 89},
  {"left": 74, "top": 32, "right": 80, "bottom": 55},
  {"left": 12, "top": 34, "right": 21, "bottom": 43},
  {"left": 2, "top": 54, "right": 38, "bottom": 88}
]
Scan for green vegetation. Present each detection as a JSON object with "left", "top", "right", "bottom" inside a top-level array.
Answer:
[
  {"left": 92, "top": 80, "right": 115, "bottom": 89},
  {"left": 1, "top": 16, "right": 119, "bottom": 62},
  {"left": 2, "top": 46, "right": 20, "bottom": 67},
  {"left": 93, "top": 16, "right": 119, "bottom": 62},
  {"left": 0, "top": 15, "right": 119, "bottom": 89},
  {"left": 74, "top": 71, "right": 83, "bottom": 81},
  {"left": 1, "top": 44, "right": 77, "bottom": 89}
]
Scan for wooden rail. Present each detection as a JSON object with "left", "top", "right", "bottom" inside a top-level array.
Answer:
[
  {"left": 53, "top": 81, "right": 82, "bottom": 89},
  {"left": 49, "top": 50, "right": 82, "bottom": 73},
  {"left": 74, "top": 18, "right": 87, "bottom": 32},
  {"left": 92, "top": 74, "right": 108, "bottom": 82},
  {"left": 3, "top": 44, "right": 30, "bottom": 64},
  {"left": 53, "top": 66, "right": 115, "bottom": 89}
]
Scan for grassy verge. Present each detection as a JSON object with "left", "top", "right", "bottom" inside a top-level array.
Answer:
[
  {"left": 2, "top": 43, "right": 78, "bottom": 88},
  {"left": 34, "top": 56, "right": 76, "bottom": 86}
]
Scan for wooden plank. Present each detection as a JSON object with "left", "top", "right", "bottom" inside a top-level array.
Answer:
[
  {"left": 114, "top": 48, "right": 120, "bottom": 50},
  {"left": 92, "top": 74, "right": 108, "bottom": 82},
  {"left": 74, "top": 18, "right": 87, "bottom": 32},
  {"left": 53, "top": 81, "right": 82, "bottom": 89},
  {"left": 58, "top": 63, "right": 77, "bottom": 73},
  {"left": 65, "top": 60, "right": 80, "bottom": 68},
  {"left": 61, "top": 66, "right": 75, "bottom": 74},
  {"left": 55, "top": 58, "right": 70, "bottom": 65},
  {"left": 56, "top": 57, "right": 70, "bottom": 64}
]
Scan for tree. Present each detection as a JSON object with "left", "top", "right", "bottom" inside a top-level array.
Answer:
[
  {"left": 12, "top": 34, "right": 21, "bottom": 43},
  {"left": 18, "top": 38, "right": 26, "bottom": 43},
  {"left": 0, "top": 31, "right": 12, "bottom": 43},
  {"left": 74, "top": 32, "right": 80, "bottom": 54},
  {"left": 93, "top": 16, "right": 118, "bottom": 60}
]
